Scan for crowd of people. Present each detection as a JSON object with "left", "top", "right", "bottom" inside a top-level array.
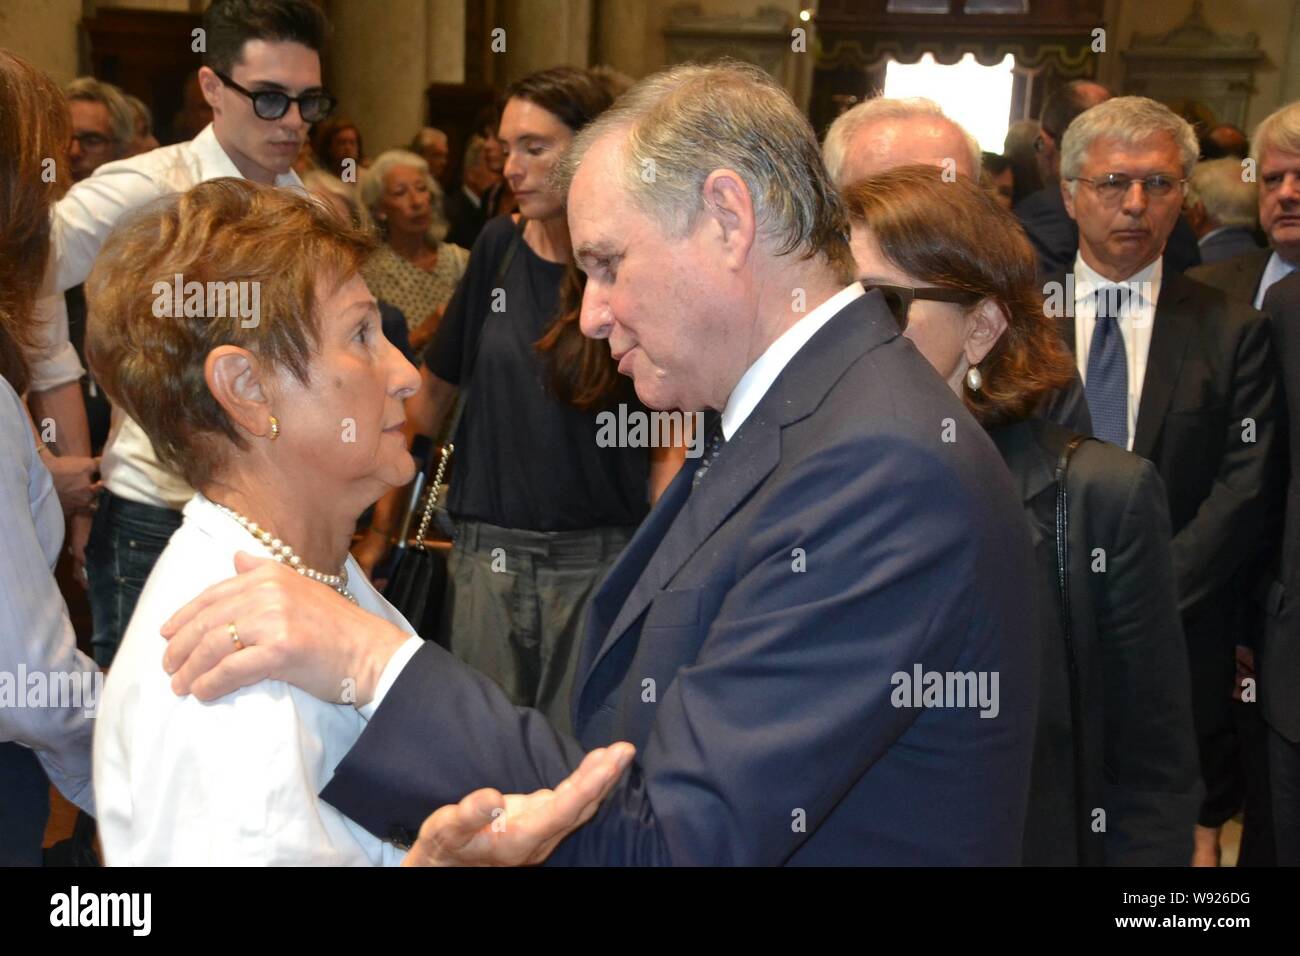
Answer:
[{"left": 3, "top": 0, "right": 1300, "bottom": 867}]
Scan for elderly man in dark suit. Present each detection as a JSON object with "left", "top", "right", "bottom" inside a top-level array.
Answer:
[
  {"left": 1050, "top": 95, "right": 1284, "bottom": 866},
  {"left": 157, "top": 61, "right": 1039, "bottom": 866},
  {"left": 1186, "top": 157, "right": 1264, "bottom": 266},
  {"left": 1262, "top": 270, "right": 1300, "bottom": 864},
  {"left": 1190, "top": 101, "right": 1300, "bottom": 307}
]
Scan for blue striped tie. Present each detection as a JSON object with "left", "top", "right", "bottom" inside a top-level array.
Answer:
[{"left": 1085, "top": 285, "right": 1130, "bottom": 448}]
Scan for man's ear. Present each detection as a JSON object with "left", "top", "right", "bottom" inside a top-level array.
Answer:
[
  {"left": 964, "top": 298, "right": 1009, "bottom": 367},
  {"left": 205, "top": 345, "right": 275, "bottom": 439},
  {"left": 197, "top": 66, "right": 223, "bottom": 112},
  {"left": 700, "top": 169, "right": 756, "bottom": 270}
]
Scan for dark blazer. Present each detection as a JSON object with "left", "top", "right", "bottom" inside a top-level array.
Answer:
[
  {"left": 1017, "top": 186, "right": 1201, "bottom": 277},
  {"left": 1263, "top": 271, "right": 1300, "bottom": 741},
  {"left": 321, "top": 291, "right": 1040, "bottom": 864},
  {"left": 991, "top": 418, "right": 1201, "bottom": 865},
  {"left": 1198, "top": 226, "right": 1264, "bottom": 267},
  {"left": 1187, "top": 247, "right": 1272, "bottom": 305},
  {"left": 1016, "top": 186, "right": 1078, "bottom": 277},
  {"left": 444, "top": 185, "right": 488, "bottom": 251},
  {"left": 1052, "top": 269, "right": 1283, "bottom": 723}
]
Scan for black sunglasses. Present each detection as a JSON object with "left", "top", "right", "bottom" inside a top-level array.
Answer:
[
  {"left": 863, "top": 283, "right": 983, "bottom": 331},
  {"left": 214, "top": 70, "right": 336, "bottom": 123}
]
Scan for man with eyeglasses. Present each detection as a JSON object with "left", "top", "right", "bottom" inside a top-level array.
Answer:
[
  {"left": 1051, "top": 95, "right": 1284, "bottom": 866},
  {"left": 28, "top": 0, "right": 337, "bottom": 670}
]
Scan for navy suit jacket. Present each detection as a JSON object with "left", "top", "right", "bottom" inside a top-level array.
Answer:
[{"left": 321, "top": 290, "right": 1039, "bottom": 864}]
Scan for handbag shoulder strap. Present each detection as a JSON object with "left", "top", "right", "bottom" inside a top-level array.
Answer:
[
  {"left": 1052, "top": 431, "right": 1097, "bottom": 864},
  {"left": 409, "top": 216, "right": 528, "bottom": 548}
]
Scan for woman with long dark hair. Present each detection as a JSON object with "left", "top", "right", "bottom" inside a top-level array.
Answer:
[
  {"left": 0, "top": 49, "right": 98, "bottom": 864},
  {"left": 403, "top": 67, "right": 682, "bottom": 733}
]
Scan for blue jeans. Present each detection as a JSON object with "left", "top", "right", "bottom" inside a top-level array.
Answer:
[
  {"left": 0, "top": 742, "right": 49, "bottom": 865},
  {"left": 84, "top": 490, "right": 183, "bottom": 668}
]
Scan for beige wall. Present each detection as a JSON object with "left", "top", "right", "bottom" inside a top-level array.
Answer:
[
  {"left": 1101, "top": 0, "right": 1300, "bottom": 130},
  {"left": 0, "top": 0, "right": 83, "bottom": 84}
]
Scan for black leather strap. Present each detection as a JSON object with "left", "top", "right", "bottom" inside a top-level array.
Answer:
[{"left": 1054, "top": 432, "right": 1095, "bottom": 864}]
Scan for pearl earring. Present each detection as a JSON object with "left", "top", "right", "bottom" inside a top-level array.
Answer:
[
  {"left": 268, "top": 415, "right": 280, "bottom": 440},
  {"left": 966, "top": 366, "right": 983, "bottom": 392}
]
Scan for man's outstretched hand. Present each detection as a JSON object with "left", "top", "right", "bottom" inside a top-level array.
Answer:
[{"left": 401, "top": 743, "right": 635, "bottom": 867}]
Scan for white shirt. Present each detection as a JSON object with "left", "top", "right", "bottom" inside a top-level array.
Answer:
[
  {"left": 0, "top": 376, "right": 97, "bottom": 814},
  {"left": 462, "top": 184, "right": 482, "bottom": 209},
  {"left": 1072, "top": 254, "right": 1162, "bottom": 452},
  {"left": 38, "top": 124, "right": 303, "bottom": 511},
  {"left": 721, "top": 283, "right": 866, "bottom": 440},
  {"left": 93, "top": 493, "right": 414, "bottom": 865},
  {"left": 1254, "top": 250, "right": 1298, "bottom": 309}
]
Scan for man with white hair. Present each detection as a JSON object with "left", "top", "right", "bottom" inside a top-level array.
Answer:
[
  {"left": 159, "top": 60, "right": 1040, "bottom": 866},
  {"left": 1190, "top": 100, "right": 1300, "bottom": 307},
  {"left": 1186, "top": 157, "right": 1263, "bottom": 265},
  {"left": 823, "top": 95, "right": 1092, "bottom": 434},
  {"left": 822, "top": 95, "right": 980, "bottom": 189},
  {"left": 1052, "top": 95, "right": 1283, "bottom": 866}
]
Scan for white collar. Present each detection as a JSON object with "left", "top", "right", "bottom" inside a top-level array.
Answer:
[
  {"left": 1073, "top": 253, "right": 1162, "bottom": 307},
  {"left": 191, "top": 123, "right": 304, "bottom": 190},
  {"left": 720, "top": 282, "right": 866, "bottom": 440}
]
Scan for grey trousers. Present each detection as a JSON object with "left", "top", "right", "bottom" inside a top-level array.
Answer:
[{"left": 442, "top": 519, "right": 633, "bottom": 735}]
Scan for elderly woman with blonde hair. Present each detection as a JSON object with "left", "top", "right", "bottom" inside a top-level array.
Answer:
[
  {"left": 360, "top": 149, "right": 470, "bottom": 352},
  {"left": 87, "top": 178, "right": 425, "bottom": 864}
]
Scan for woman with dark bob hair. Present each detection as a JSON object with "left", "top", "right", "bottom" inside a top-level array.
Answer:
[{"left": 845, "top": 164, "right": 1202, "bottom": 865}]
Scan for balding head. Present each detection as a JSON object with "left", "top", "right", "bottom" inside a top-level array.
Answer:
[{"left": 823, "top": 97, "right": 981, "bottom": 189}]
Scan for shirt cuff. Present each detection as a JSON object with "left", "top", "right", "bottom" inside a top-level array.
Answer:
[
  {"left": 28, "top": 341, "right": 85, "bottom": 393},
  {"left": 358, "top": 635, "right": 423, "bottom": 720}
]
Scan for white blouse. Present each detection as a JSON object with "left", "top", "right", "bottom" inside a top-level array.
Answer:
[
  {"left": 93, "top": 493, "right": 417, "bottom": 865},
  {"left": 0, "top": 374, "right": 96, "bottom": 813}
]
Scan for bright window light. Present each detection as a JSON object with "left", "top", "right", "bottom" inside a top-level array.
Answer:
[{"left": 883, "top": 52, "right": 1015, "bottom": 155}]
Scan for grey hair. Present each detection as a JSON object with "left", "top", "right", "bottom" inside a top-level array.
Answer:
[
  {"left": 65, "top": 75, "right": 135, "bottom": 147},
  {"left": 462, "top": 133, "right": 485, "bottom": 171},
  {"left": 552, "top": 59, "right": 853, "bottom": 277},
  {"left": 361, "top": 148, "right": 448, "bottom": 243},
  {"left": 822, "top": 96, "right": 982, "bottom": 188},
  {"left": 1060, "top": 96, "right": 1199, "bottom": 195},
  {"left": 302, "top": 169, "right": 373, "bottom": 232},
  {"left": 123, "top": 93, "right": 153, "bottom": 137},
  {"left": 410, "top": 126, "right": 448, "bottom": 152},
  {"left": 1251, "top": 100, "right": 1300, "bottom": 164},
  {"left": 1187, "top": 157, "right": 1258, "bottom": 228}
]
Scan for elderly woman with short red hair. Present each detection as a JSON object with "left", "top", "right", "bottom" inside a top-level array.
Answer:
[
  {"left": 87, "top": 178, "right": 425, "bottom": 863},
  {"left": 844, "top": 165, "right": 1203, "bottom": 865}
]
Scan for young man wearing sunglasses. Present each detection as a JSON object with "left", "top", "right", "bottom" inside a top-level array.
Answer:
[{"left": 33, "top": 0, "right": 337, "bottom": 669}]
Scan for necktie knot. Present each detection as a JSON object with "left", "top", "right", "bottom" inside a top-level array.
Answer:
[{"left": 1095, "top": 284, "right": 1132, "bottom": 321}]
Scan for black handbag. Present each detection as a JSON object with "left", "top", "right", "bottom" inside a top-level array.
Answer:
[{"left": 382, "top": 218, "right": 526, "bottom": 645}]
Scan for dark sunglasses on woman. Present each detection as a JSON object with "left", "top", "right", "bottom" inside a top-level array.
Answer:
[{"left": 861, "top": 283, "right": 983, "bottom": 331}]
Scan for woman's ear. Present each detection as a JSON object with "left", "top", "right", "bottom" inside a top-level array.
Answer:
[
  {"left": 964, "top": 298, "right": 1009, "bottom": 367},
  {"left": 205, "top": 345, "right": 275, "bottom": 439}
]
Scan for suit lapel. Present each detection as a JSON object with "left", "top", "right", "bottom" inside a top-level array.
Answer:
[
  {"left": 1132, "top": 272, "right": 1194, "bottom": 459},
  {"left": 576, "top": 292, "right": 900, "bottom": 699}
]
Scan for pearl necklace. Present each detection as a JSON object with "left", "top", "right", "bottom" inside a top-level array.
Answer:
[{"left": 213, "top": 502, "right": 358, "bottom": 604}]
